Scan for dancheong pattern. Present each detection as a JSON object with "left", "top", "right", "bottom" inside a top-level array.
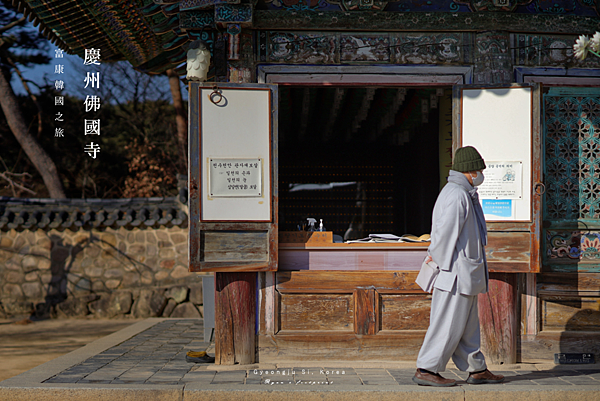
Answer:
[{"left": 546, "top": 230, "right": 600, "bottom": 263}]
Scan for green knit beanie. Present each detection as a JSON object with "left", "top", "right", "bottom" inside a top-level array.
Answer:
[{"left": 452, "top": 146, "right": 486, "bottom": 172}]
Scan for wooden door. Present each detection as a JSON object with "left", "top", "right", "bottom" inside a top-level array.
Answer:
[
  {"left": 543, "top": 87, "right": 600, "bottom": 273},
  {"left": 188, "top": 82, "right": 278, "bottom": 272},
  {"left": 453, "top": 84, "right": 542, "bottom": 273}
]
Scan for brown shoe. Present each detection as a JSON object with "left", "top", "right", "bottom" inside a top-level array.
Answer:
[
  {"left": 467, "top": 369, "right": 505, "bottom": 384},
  {"left": 412, "top": 369, "right": 457, "bottom": 387}
]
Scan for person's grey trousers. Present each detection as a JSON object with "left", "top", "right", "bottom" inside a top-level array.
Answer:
[{"left": 416, "top": 285, "right": 487, "bottom": 373}]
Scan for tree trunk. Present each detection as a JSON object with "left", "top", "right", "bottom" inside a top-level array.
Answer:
[
  {"left": 0, "top": 71, "right": 66, "bottom": 199},
  {"left": 166, "top": 69, "right": 187, "bottom": 168}
]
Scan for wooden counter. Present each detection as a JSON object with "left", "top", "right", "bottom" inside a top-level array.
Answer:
[
  {"left": 259, "top": 232, "right": 533, "bottom": 363},
  {"left": 259, "top": 269, "right": 430, "bottom": 362},
  {"left": 279, "top": 241, "right": 429, "bottom": 271},
  {"left": 278, "top": 230, "right": 533, "bottom": 272}
]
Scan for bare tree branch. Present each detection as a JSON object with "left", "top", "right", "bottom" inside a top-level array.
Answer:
[
  {"left": 0, "top": 171, "right": 36, "bottom": 196},
  {"left": 0, "top": 16, "right": 26, "bottom": 34}
]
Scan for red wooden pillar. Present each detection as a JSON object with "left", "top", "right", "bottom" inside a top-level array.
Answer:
[
  {"left": 478, "top": 273, "right": 517, "bottom": 364},
  {"left": 215, "top": 272, "right": 256, "bottom": 365}
]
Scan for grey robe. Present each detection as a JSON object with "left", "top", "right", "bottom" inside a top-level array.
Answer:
[{"left": 428, "top": 170, "right": 489, "bottom": 296}]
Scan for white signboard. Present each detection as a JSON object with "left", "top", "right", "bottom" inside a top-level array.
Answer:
[
  {"left": 200, "top": 87, "right": 272, "bottom": 221},
  {"left": 478, "top": 161, "right": 523, "bottom": 200},
  {"left": 461, "top": 87, "right": 532, "bottom": 221},
  {"left": 209, "top": 158, "right": 262, "bottom": 197}
]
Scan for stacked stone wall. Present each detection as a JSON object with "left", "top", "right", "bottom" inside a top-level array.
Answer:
[{"left": 0, "top": 226, "right": 206, "bottom": 319}]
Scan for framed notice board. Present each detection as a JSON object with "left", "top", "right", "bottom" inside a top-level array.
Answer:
[
  {"left": 200, "top": 87, "right": 272, "bottom": 221},
  {"left": 453, "top": 84, "right": 542, "bottom": 273},
  {"left": 189, "top": 83, "right": 278, "bottom": 272},
  {"left": 460, "top": 86, "right": 533, "bottom": 221}
]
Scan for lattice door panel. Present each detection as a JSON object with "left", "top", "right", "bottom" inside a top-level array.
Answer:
[
  {"left": 544, "top": 89, "right": 600, "bottom": 270},
  {"left": 545, "top": 94, "right": 600, "bottom": 220}
]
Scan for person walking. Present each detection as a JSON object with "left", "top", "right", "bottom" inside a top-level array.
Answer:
[{"left": 412, "top": 146, "right": 505, "bottom": 387}]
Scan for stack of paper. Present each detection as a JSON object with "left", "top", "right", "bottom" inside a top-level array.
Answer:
[{"left": 346, "top": 233, "right": 431, "bottom": 243}]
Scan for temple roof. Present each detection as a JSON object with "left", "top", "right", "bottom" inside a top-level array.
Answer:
[{"left": 11, "top": 0, "right": 187, "bottom": 74}]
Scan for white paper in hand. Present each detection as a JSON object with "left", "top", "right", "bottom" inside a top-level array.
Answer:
[{"left": 415, "top": 258, "right": 439, "bottom": 293}]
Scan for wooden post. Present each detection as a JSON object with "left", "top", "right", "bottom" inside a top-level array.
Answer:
[
  {"left": 522, "top": 273, "right": 538, "bottom": 340},
  {"left": 478, "top": 273, "right": 517, "bottom": 364},
  {"left": 215, "top": 272, "right": 256, "bottom": 365},
  {"left": 354, "top": 289, "right": 379, "bottom": 335}
]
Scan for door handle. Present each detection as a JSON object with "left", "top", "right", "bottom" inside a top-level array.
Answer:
[{"left": 534, "top": 182, "right": 545, "bottom": 195}]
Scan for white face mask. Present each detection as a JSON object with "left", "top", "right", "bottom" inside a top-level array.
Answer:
[{"left": 471, "top": 171, "right": 484, "bottom": 186}]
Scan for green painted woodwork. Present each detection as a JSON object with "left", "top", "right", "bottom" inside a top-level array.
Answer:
[
  {"left": 543, "top": 88, "right": 600, "bottom": 273},
  {"left": 252, "top": 10, "right": 599, "bottom": 35}
]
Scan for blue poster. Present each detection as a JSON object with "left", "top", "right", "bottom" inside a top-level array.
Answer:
[{"left": 482, "top": 199, "right": 512, "bottom": 219}]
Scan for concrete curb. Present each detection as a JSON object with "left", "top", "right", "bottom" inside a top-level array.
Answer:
[
  {"left": 2, "top": 384, "right": 599, "bottom": 401},
  {"left": 462, "top": 385, "right": 600, "bottom": 401},
  {"left": 183, "top": 384, "right": 465, "bottom": 401},
  {"left": 183, "top": 386, "right": 600, "bottom": 401},
  {"left": 0, "top": 384, "right": 183, "bottom": 401}
]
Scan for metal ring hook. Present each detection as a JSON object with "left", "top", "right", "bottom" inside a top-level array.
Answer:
[
  {"left": 534, "top": 182, "right": 546, "bottom": 195},
  {"left": 209, "top": 85, "right": 223, "bottom": 105}
]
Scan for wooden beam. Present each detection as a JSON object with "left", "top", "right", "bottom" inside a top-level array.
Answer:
[
  {"left": 252, "top": 11, "right": 595, "bottom": 35},
  {"left": 259, "top": 331, "right": 426, "bottom": 362},
  {"left": 276, "top": 270, "right": 423, "bottom": 293}
]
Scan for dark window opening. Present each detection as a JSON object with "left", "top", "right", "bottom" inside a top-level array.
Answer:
[{"left": 278, "top": 86, "right": 446, "bottom": 240}]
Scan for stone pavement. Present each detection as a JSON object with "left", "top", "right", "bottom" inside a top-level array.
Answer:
[
  {"left": 43, "top": 319, "right": 207, "bottom": 385},
  {"left": 1, "top": 318, "right": 599, "bottom": 401},
  {"left": 0, "top": 318, "right": 139, "bottom": 381}
]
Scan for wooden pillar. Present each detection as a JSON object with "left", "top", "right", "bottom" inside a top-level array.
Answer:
[
  {"left": 478, "top": 272, "right": 517, "bottom": 364},
  {"left": 215, "top": 272, "right": 256, "bottom": 365}
]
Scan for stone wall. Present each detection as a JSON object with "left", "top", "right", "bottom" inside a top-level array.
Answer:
[{"left": 0, "top": 225, "right": 206, "bottom": 319}]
